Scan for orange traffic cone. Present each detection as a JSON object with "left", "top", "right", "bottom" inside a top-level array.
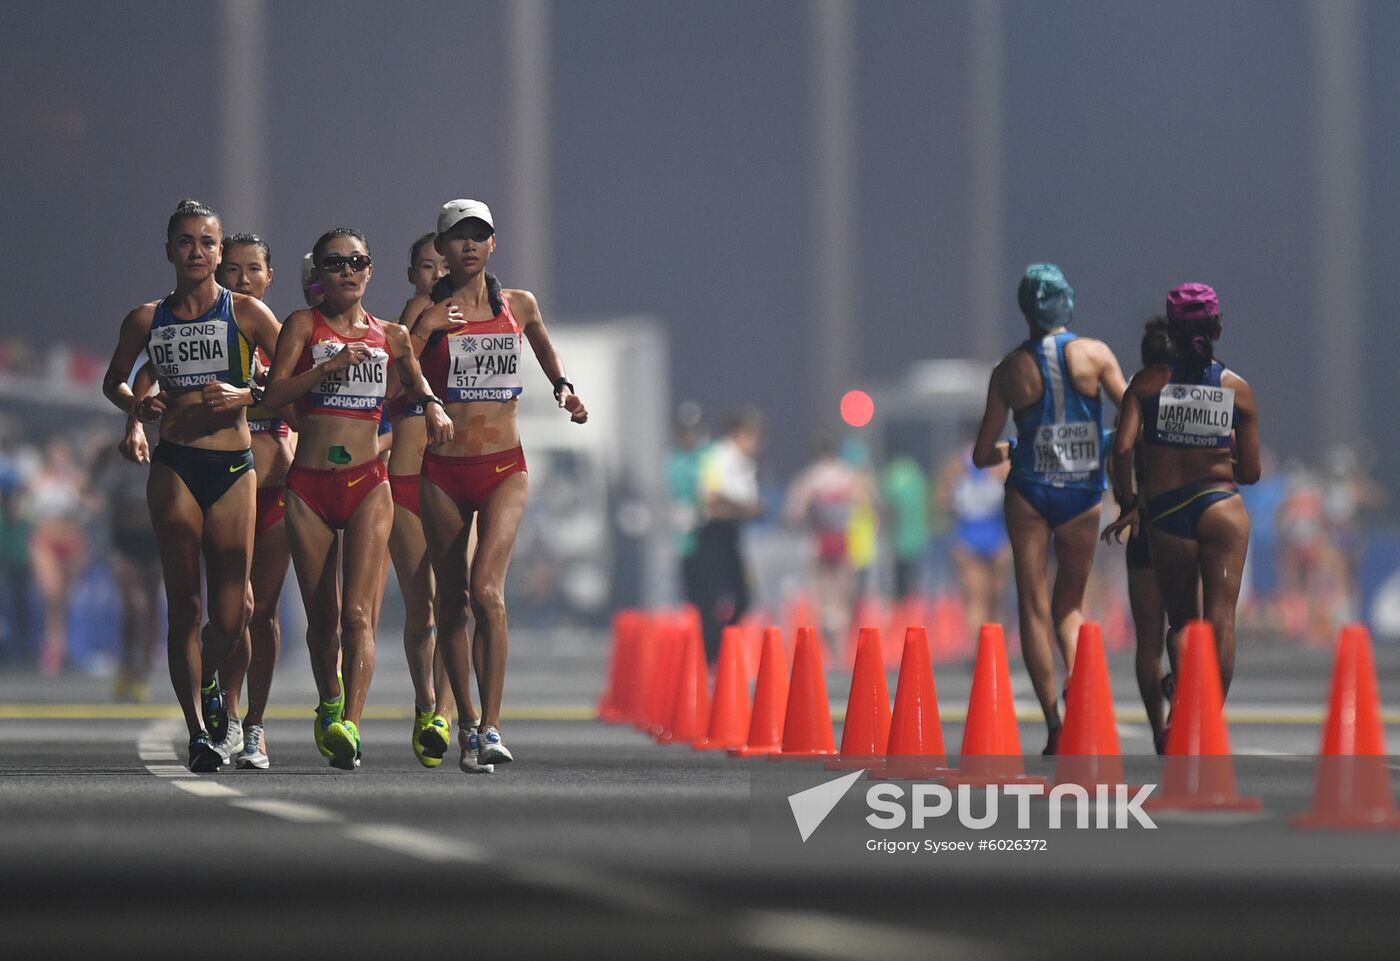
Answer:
[
  {"left": 598, "top": 610, "right": 641, "bottom": 723},
  {"left": 827, "top": 627, "right": 891, "bottom": 769},
  {"left": 662, "top": 622, "right": 711, "bottom": 746},
  {"left": 1149, "top": 620, "right": 1262, "bottom": 811},
  {"left": 770, "top": 625, "right": 836, "bottom": 759},
  {"left": 869, "top": 626, "right": 951, "bottom": 779},
  {"left": 947, "top": 624, "right": 1044, "bottom": 786},
  {"left": 623, "top": 614, "right": 658, "bottom": 728},
  {"left": 1054, "top": 622, "right": 1128, "bottom": 789},
  {"left": 695, "top": 626, "right": 752, "bottom": 751},
  {"left": 731, "top": 627, "right": 789, "bottom": 758},
  {"left": 645, "top": 617, "right": 683, "bottom": 738},
  {"left": 1293, "top": 624, "right": 1400, "bottom": 830}
]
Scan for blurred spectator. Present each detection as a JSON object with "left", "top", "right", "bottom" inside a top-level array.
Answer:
[
  {"left": 666, "top": 401, "right": 710, "bottom": 612},
  {"left": 1277, "top": 467, "right": 1346, "bottom": 644},
  {"left": 1321, "top": 443, "right": 1388, "bottom": 621},
  {"left": 937, "top": 439, "right": 1011, "bottom": 635},
  {"left": 784, "top": 435, "right": 858, "bottom": 647},
  {"left": 0, "top": 437, "right": 33, "bottom": 664},
  {"left": 696, "top": 407, "right": 764, "bottom": 662},
  {"left": 24, "top": 439, "right": 90, "bottom": 674},
  {"left": 880, "top": 444, "right": 930, "bottom": 602},
  {"left": 841, "top": 437, "right": 880, "bottom": 604}
]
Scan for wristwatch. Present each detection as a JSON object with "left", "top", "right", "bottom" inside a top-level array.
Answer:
[{"left": 552, "top": 377, "right": 574, "bottom": 400}]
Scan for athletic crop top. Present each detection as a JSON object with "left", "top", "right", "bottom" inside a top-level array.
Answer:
[
  {"left": 1008, "top": 331, "right": 1105, "bottom": 491},
  {"left": 292, "top": 309, "right": 394, "bottom": 422},
  {"left": 247, "top": 347, "right": 290, "bottom": 436},
  {"left": 420, "top": 301, "right": 524, "bottom": 404},
  {"left": 147, "top": 286, "right": 253, "bottom": 393},
  {"left": 1143, "top": 360, "right": 1235, "bottom": 450}
]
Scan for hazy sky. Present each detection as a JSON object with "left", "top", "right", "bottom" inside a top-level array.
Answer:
[{"left": 2, "top": 1, "right": 1396, "bottom": 483}]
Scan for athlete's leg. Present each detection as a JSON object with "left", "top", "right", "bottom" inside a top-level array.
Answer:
[
  {"left": 1048, "top": 504, "right": 1101, "bottom": 679},
  {"left": 1004, "top": 488, "right": 1058, "bottom": 731},
  {"left": 390, "top": 504, "right": 439, "bottom": 713},
  {"left": 110, "top": 552, "right": 150, "bottom": 691},
  {"left": 989, "top": 545, "right": 1012, "bottom": 627},
  {"left": 31, "top": 537, "right": 68, "bottom": 674},
  {"left": 284, "top": 493, "right": 344, "bottom": 703},
  {"left": 470, "top": 473, "right": 529, "bottom": 731},
  {"left": 219, "top": 605, "right": 253, "bottom": 718},
  {"left": 1147, "top": 527, "right": 1203, "bottom": 695},
  {"left": 338, "top": 484, "right": 392, "bottom": 726},
  {"left": 953, "top": 547, "right": 990, "bottom": 635},
  {"left": 1196, "top": 497, "right": 1250, "bottom": 697},
  {"left": 1129, "top": 565, "right": 1168, "bottom": 741},
  {"left": 245, "top": 517, "right": 289, "bottom": 730},
  {"left": 148, "top": 464, "right": 208, "bottom": 738},
  {"left": 199, "top": 473, "right": 257, "bottom": 687},
  {"left": 420, "top": 479, "right": 473, "bottom": 716}
]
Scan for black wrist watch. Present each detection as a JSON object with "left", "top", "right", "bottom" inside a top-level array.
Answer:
[
  {"left": 249, "top": 384, "right": 265, "bottom": 406},
  {"left": 423, "top": 395, "right": 445, "bottom": 409},
  {"left": 552, "top": 377, "right": 574, "bottom": 400}
]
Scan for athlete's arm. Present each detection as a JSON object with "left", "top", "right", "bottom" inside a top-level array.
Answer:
[
  {"left": 401, "top": 293, "right": 444, "bottom": 357},
  {"left": 1097, "top": 341, "right": 1128, "bottom": 407},
  {"left": 384, "top": 324, "right": 453, "bottom": 445},
  {"left": 408, "top": 296, "right": 463, "bottom": 350},
  {"left": 102, "top": 304, "right": 157, "bottom": 417},
  {"left": 513, "top": 289, "right": 588, "bottom": 424},
  {"left": 1110, "top": 378, "right": 1144, "bottom": 507},
  {"left": 971, "top": 366, "right": 1010, "bottom": 468},
  {"left": 1228, "top": 373, "right": 1261, "bottom": 485},
  {"left": 263, "top": 310, "right": 368, "bottom": 409}
]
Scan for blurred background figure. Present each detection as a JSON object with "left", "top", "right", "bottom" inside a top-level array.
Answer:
[
  {"left": 696, "top": 407, "right": 764, "bottom": 662},
  {"left": 25, "top": 439, "right": 90, "bottom": 675},
  {"left": 880, "top": 443, "right": 930, "bottom": 603},
  {"left": 937, "top": 428, "right": 1010, "bottom": 637},
  {"left": 784, "top": 435, "right": 859, "bottom": 648},
  {"left": 840, "top": 437, "right": 880, "bottom": 613},
  {"left": 0, "top": 432, "right": 33, "bottom": 666},
  {"left": 1277, "top": 467, "right": 1346, "bottom": 644},
  {"left": 1322, "top": 443, "right": 1388, "bottom": 622},
  {"left": 667, "top": 401, "right": 709, "bottom": 613}
]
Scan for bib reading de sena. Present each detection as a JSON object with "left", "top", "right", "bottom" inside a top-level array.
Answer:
[
  {"left": 1033, "top": 422, "right": 1100, "bottom": 475},
  {"left": 151, "top": 320, "right": 229, "bottom": 384}
]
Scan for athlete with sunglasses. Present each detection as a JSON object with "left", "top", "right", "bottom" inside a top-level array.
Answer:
[
  {"left": 103, "top": 199, "right": 282, "bottom": 771},
  {"left": 265, "top": 228, "right": 452, "bottom": 771},
  {"left": 411, "top": 200, "right": 587, "bottom": 772}
]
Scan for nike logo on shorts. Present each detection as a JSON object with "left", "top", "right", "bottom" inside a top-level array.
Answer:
[
  {"left": 495, "top": 463, "right": 516, "bottom": 474},
  {"left": 229, "top": 462, "right": 250, "bottom": 473},
  {"left": 347, "top": 475, "right": 365, "bottom": 487}
]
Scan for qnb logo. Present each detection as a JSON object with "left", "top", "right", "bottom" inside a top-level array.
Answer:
[
  {"left": 787, "top": 773, "right": 1158, "bottom": 841},
  {"left": 462, "top": 337, "right": 478, "bottom": 354},
  {"left": 1169, "top": 385, "right": 1189, "bottom": 400}
]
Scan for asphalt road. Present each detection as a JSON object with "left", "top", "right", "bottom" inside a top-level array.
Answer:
[{"left": 3, "top": 637, "right": 1400, "bottom": 960}]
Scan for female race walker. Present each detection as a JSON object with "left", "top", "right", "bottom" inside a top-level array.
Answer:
[
  {"left": 412, "top": 199, "right": 587, "bottom": 772},
  {"left": 387, "top": 231, "right": 466, "bottom": 767},
  {"left": 265, "top": 227, "right": 452, "bottom": 771},
  {"left": 1106, "top": 284, "right": 1259, "bottom": 716},
  {"left": 971, "top": 264, "right": 1126, "bottom": 755},
  {"left": 103, "top": 199, "right": 281, "bottom": 771}
]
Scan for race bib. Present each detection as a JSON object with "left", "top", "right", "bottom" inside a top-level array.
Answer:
[
  {"left": 1033, "top": 422, "right": 1100, "bottom": 479},
  {"left": 1155, "top": 383, "right": 1234, "bottom": 447},
  {"left": 308, "top": 341, "right": 388, "bottom": 412},
  {"left": 445, "top": 331, "right": 522, "bottom": 402},
  {"left": 150, "top": 320, "right": 230, "bottom": 389}
]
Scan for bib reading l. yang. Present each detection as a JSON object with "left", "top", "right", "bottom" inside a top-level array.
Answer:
[
  {"left": 1033, "top": 421, "right": 1100, "bottom": 479},
  {"left": 309, "top": 341, "right": 389, "bottom": 413},
  {"left": 150, "top": 320, "right": 231, "bottom": 389},
  {"left": 1155, "top": 383, "right": 1234, "bottom": 446},
  {"left": 444, "top": 330, "right": 522, "bottom": 402}
]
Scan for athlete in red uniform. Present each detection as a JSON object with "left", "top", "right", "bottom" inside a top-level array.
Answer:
[
  {"left": 411, "top": 200, "right": 586, "bottom": 771},
  {"left": 265, "top": 227, "right": 451, "bottom": 770}
]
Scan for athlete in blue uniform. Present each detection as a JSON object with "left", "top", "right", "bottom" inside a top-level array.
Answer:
[
  {"left": 1107, "top": 283, "right": 1259, "bottom": 711},
  {"left": 102, "top": 199, "right": 282, "bottom": 771},
  {"left": 972, "top": 264, "right": 1127, "bottom": 754}
]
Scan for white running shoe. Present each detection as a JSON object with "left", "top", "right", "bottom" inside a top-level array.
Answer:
[
  {"left": 476, "top": 725, "right": 513, "bottom": 766},
  {"left": 215, "top": 717, "right": 244, "bottom": 762},
  {"left": 458, "top": 724, "right": 495, "bottom": 774},
  {"left": 236, "top": 724, "right": 269, "bottom": 770}
]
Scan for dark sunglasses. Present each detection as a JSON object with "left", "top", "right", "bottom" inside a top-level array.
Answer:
[
  {"left": 450, "top": 223, "right": 495, "bottom": 244},
  {"left": 319, "top": 254, "right": 373, "bottom": 273}
]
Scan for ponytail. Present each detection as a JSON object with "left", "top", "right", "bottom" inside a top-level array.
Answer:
[
  {"left": 1168, "top": 314, "right": 1222, "bottom": 382},
  {"left": 167, "top": 198, "right": 220, "bottom": 240}
]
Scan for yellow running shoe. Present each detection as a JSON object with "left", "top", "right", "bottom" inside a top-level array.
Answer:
[
  {"left": 325, "top": 718, "right": 360, "bottom": 771},
  {"left": 413, "top": 710, "right": 451, "bottom": 768},
  {"left": 314, "top": 695, "right": 344, "bottom": 759}
]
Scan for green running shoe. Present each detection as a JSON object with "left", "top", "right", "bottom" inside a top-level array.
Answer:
[
  {"left": 201, "top": 680, "right": 228, "bottom": 744},
  {"left": 413, "top": 710, "right": 451, "bottom": 768},
  {"left": 313, "top": 695, "right": 344, "bottom": 759},
  {"left": 325, "top": 718, "right": 360, "bottom": 771}
]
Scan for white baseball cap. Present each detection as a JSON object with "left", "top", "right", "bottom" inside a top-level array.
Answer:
[{"left": 437, "top": 199, "right": 494, "bottom": 236}]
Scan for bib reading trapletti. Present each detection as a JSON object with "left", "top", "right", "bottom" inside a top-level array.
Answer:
[{"left": 1033, "top": 422, "right": 1101, "bottom": 481}]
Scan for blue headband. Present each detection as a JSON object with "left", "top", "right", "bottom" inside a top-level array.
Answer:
[{"left": 1018, "top": 263, "right": 1074, "bottom": 330}]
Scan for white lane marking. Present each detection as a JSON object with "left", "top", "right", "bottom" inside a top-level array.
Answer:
[
  {"left": 1235, "top": 748, "right": 1311, "bottom": 761},
  {"left": 140, "top": 750, "right": 179, "bottom": 761},
  {"left": 1118, "top": 723, "right": 1151, "bottom": 739},
  {"left": 172, "top": 780, "right": 244, "bottom": 798},
  {"left": 228, "top": 798, "right": 340, "bottom": 824},
  {"left": 344, "top": 824, "right": 491, "bottom": 864},
  {"left": 145, "top": 764, "right": 196, "bottom": 778},
  {"left": 1146, "top": 809, "right": 1273, "bottom": 826},
  {"left": 505, "top": 862, "right": 690, "bottom": 916},
  {"left": 737, "top": 908, "right": 1013, "bottom": 961}
]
